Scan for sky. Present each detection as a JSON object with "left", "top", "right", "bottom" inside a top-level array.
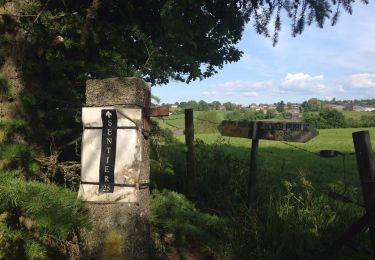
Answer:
[{"left": 152, "top": 1, "right": 375, "bottom": 106}]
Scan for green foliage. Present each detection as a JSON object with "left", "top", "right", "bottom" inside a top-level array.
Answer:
[
  {"left": 19, "top": 90, "right": 37, "bottom": 107},
  {"left": 223, "top": 101, "right": 238, "bottom": 111},
  {"left": 150, "top": 119, "right": 181, "bottom": 189},
  {"left": 0, "top": 144, "right": 29, "bottom": 163},
  {"left": 151, "top": 190, "right": 228, "bottom": 257},
  {"left": 303, "top": 112, "right": 328, "bottom": 128},
  {"left": 194, "top": 111, "right": 221, "bottom": 134},
  {"left": 151, "top": 123, "right": 375, "bottom": 259},
  {"left": 265, "top": 108, "right": 277, "bottom": 119},
  {"left": 225, "top": 108, "right": 265, "bottom": 121},
  {"left": 176, "top": 100, "right": 225, "bottom": 111},
  {"left": 301, "top": 98, "right": 323, "bottom": 112},
  {"left": 178, "top": 100, "right": 208, "bottom": 111},
  {"left": 250, "top": 170, "right": 362, "bottom": 260},
  {"left": 0, "top": 0, "right": 9, "bottom": 6},
  {"left": 0, "top": 171, "right": 88, "bottom": 259},
  {"left": 0, "top": 35, "right": 9, "bottom": 45},
  {"left": 0, "top": 14, "right": 17, "bottom": 35},
  {"left": 0, "top": 0, "right": 368, "bottom": 258},
  {"left": 304, "top": 109, "right": 346, "bottom": 129},
  {"left": 319, "top": 108, "right": 347, "bottom": 128},
  {"left": 17, "top": 0, "right": 250, "bottom": 85},
  {"left": 0, "top": 119, "right": 27, "bottom": 131},
  {"left": 0, "top": 77, "right": 12, "bottom": 101},
  {"left": 193, "top": 137, "right": 249, "bottom": 213},
  {"left": 23, "top": 239, "right": 47, "bottom": 260},
  {"left": 281, "top": 111, "right": 292, "bottom": 119},
  {"left": 361, "top": 114, "right": 375, "bottom": 127},
  {"left": 276, "top": 100, "right": 285, "bottom": 113}
]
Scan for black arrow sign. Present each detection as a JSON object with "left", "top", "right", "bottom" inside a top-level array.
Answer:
[{"left": 99, "top": 109, "right": 117, "bottom": 193}]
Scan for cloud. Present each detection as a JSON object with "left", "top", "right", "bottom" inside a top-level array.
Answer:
[
  {"left": 350, "top": 73, "right": 375, "bottom": 89},
  {"left": 213, "top": 80, "right": 273, "bottom": 91},
  {"left": 281, "top": 73, "right": 326, "bottom": 93},
  {"left": 243, "top": 92, "right": 258, "bottom": 97},
  {"left": 208, "top": 80, "right": 272, "bottom": 98},
  {"left": 202, "top": 91, "right": 217, "bottom": 96},
  {"left": 224, "top": 91, "right": 258, "bottom": 97},
  {"left": 337, "top": 85, "right": 345, "bottom": 93},
  {"left": 282, "top": 73, "right": 324, "bottom": 86}
]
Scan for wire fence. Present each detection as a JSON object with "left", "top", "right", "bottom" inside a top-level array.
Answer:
[{"left": 158, "top": 112, "right": 359, "bottom": 164}]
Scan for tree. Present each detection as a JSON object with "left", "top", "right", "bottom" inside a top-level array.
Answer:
[
  {"left": 319, "top": 108, "right": 346, "bottom": 128},
  {"left": 276, "top": 100, "right": 285, "bottom": 113},
  {"left": 300, "top": 98, "right": 323, "bottom": 112},
  {"left": 0, "top": 0, "right": 367, "bottom": 258},
  {"left": 361, "top": 115, "right": 375, "bottom": 127},
  {"left": 210, "top": 101, "right": 221, "bottom": 110},
  {"left": 223, "top": 102, "right": 237, "bottom": 111},
  {"left": 303, "top": 108, "right": 346, "bottom": 128},
  {"left": 197, "top": 100, "right": 209, "bottom": 111},
  {"left": 225, "top": 108, "right": 266, "bottom": 120},
  {"left": 265, "top": 109, "right": 277, "bottom": 119}
]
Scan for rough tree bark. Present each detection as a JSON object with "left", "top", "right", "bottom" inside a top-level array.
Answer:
[{"left": 0, "top": 1, "right": 28, "bottom": 157}]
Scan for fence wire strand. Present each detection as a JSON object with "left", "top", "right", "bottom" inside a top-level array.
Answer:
[{"left": 279, "top": 141, "right": 320, "bottom": 157}]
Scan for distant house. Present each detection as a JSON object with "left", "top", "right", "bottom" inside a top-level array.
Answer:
[
  {"left": 326, "top": 104, "right": 345, "bottom": 111},
  {"left": 170, "top": 105, "right": 178, "bottom": 109},
  {"left": 343, "top": 104, "right": 354, "bottom": 111},
  {"left": 287, "top": 103, "right": 300, "bottom": 113},
  {"left": 268, "top": 105, "right": 277, "bottom": 110},
  {"left": 219, "top": 105, "right": 226, "bottom": 111},
  {"left": 248, "top": 103, "right": 257, "bottom": 109},
  {"left": 353, "top": 105, "right": 375, "bottom": 112},
  {"left": 291, "top": 113, "right": 303, "bottom": 120}
]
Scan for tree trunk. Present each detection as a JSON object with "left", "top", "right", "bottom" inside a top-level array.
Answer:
[{"left": 0, "top": 1, "right": 28, "bottom": 162}]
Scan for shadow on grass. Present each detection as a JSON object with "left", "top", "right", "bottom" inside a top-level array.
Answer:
[{"left": 150, "top": 138, "right": 371, "bottom": 260}]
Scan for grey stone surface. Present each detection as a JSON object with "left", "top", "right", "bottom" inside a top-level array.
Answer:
[
  {"left": 85, "top": 77, "right": 150, "bottom": 107},
  {"left": 80, "top": 77, "right": 150, "bottom": 259},
  {"left": 80, "top": 199, "right": 149, "bottom": 260}
]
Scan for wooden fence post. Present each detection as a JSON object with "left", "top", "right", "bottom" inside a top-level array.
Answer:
[
  {"left": 352, "top": 130, "right": 375, "bottom": 256},
  {"left": 78, "top": 78, "right": 150, "bottom": 259},
  {"left": 185, "top": 108, "right": 195, "bottom": 196},
  {"left": 248, "top": 121, "right": 259, "bottom": 208},
  {"left": 321, "top": 131, "right": 375, "bottom": 258}
]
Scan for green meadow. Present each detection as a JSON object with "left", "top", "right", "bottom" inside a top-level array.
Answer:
[
  {"left": 194, "top": 127, "right": 375, "bottom": 197},
  {"left": 152, "top": 117, "right": 375, "bottom": 259},
  {"left": 178, "top": 127, "right": 375, "bottom": 205}
]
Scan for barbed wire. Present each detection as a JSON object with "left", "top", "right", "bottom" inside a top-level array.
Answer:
[
  {"left": 160, "top": 118, "right": 181, "bottom": 129},
  {"left": 195, "top": 118, "right": 221, "bottom": 125},
  {"left": 279, "top": 141, "right": 320, "bottom": 157},
  {"left": 157, "top": 115, "right": 185, "bottom": 121}
]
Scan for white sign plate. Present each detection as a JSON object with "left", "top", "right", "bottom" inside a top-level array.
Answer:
[{"left": 78, "top": 107, "right": 143, "bottom": 202}]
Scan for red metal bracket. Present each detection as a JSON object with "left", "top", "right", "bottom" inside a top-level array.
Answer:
[
  {"left": 142, "top": 90, "right": 170, "bottom": 139},
  {"left": 147, "top": 106, "right": 170, "bottom": 117}
]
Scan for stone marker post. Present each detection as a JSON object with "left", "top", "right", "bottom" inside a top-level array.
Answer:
[{"left": 78, "top": 77, "right": 151, "bottom": 259}]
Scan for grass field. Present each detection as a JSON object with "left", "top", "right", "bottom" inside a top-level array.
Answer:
[
  {"left": 157, "top": 110, "right": 375, "bottom": 133},
  {"left": 178, "top": 128, "right": 375, "bottom": 198},
  {"left": 153, "top": 122, "right": 375, "bottom": 259},
  {"left": 343, "top": 111, "right": 375, "bottom": 120}
]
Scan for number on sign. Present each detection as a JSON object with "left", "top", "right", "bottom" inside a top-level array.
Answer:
[{"left": 101, "top": 185, "right": 111, "bottom": 192}]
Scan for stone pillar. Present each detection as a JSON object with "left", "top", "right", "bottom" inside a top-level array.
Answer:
[{"left": 79, "top": 77, "right": 150, "bottom": 259}]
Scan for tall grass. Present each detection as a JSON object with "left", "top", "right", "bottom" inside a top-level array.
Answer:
[{"left": 150, "top": 123, "right": 375, "bottom": 259}]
